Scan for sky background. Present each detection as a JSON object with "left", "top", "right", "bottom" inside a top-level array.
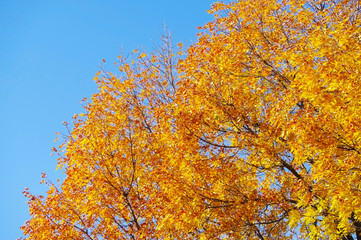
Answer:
[{"left": 0, "top": 1, "right": 214, "bottom": 238}]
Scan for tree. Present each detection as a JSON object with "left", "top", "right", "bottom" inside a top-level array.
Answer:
[{"left": 21, "top": 0, "right": 361, "bottom": 239}]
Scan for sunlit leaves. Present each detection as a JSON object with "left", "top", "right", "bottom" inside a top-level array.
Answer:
[{"left": 22, "top": 1, "right": 361, "bottom": 239}]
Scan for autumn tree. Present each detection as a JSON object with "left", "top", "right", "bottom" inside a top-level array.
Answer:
[{"left": 22, "top": 0, "right": 361, "bottom": 239}]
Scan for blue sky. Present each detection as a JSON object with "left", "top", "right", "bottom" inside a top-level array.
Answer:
[{"left": 0, "top": 1, "right": 213, "bottom": 238}]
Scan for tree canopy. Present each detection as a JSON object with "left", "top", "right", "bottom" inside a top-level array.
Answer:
[{"left": 22, "top": 0, "right": 361, "bottom": 239}]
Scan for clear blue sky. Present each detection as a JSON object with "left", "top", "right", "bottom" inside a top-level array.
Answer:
[{"left": 0, "top": 1, "right": 213, "bottom": 238}]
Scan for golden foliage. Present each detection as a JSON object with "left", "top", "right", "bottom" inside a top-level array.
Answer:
[{"left": 22, "top": 1, "right": 361, "bottom": 239}]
